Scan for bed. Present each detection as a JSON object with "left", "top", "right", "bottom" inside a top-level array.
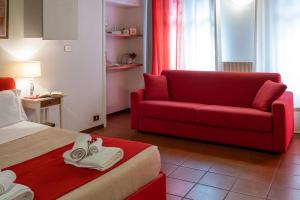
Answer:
[{"left": 0, "top": 77, "right": 166, "bottom": 200}]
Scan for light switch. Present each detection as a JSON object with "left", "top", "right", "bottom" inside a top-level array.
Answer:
[{"left": 64, "top": 45, "right": 72, "bottom": 52}]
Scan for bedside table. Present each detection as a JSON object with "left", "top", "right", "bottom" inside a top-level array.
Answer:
[{"left": 22, "top": 97, "right": 63, "bottom": 128}]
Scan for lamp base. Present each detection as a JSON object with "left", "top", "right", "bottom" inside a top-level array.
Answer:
[{"left": 30, "top": 79, "right": 34, "bottom": 96}]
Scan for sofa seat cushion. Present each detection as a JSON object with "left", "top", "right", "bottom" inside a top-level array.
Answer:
[
  {"left": 138, "top": 101, "right": 206, "bottom": 123},
  {"left": 196, "top": 105, "right": 273, "bottom": 132}
]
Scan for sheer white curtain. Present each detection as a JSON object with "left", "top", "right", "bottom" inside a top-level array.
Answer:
[
  {"left": 181, "top": 0, "right": 215, "bottom": 71},
  {"left": 256, "top": 0, "right": 300, "bottom": 107}
]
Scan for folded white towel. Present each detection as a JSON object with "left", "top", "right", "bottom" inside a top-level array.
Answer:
[
  {"left": 0, "top": 183, "right": 34, "bottom": 200},
  {"left": 88, "top": 138, "right": 103, "bottom": 155},
  {"left": 63, "top": 147, "right": 124, "bottom": 171},
  {"left": 70, "top": 134, "right": 92, "bottom": 161},
  {"left": 0, "top": 171, "right": 16, "bottom": 196}
]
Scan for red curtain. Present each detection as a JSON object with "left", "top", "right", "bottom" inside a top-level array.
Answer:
[{"left": 152, "top": 0, "right": 182, "bottom": 75}]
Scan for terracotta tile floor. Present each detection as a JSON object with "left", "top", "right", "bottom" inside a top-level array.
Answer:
[{"left": 93, "top": 111, "right": 300, "bottom": 200}]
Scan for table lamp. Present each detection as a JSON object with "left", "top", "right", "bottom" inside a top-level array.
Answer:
[{"left": 3, "top": 61, "right": 42, "bottom": 96}]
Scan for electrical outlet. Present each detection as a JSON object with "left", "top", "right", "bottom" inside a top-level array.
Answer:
[
  {"left": 93, "top": 115, "right": 100, "bottom": 122},
  {"left": 64, "top": 45, "right": 72, "bottom": 52}
]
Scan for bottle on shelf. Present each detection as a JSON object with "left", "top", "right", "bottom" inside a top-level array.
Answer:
[
  {"left": 111, "top": 25, "right": 122, "bottom": 34},
  {"left": 129, "top": 25, "right": 137, "bottom": 36},
  {"left": 123, "top": 25, "right": 130, "bottom": 35}
]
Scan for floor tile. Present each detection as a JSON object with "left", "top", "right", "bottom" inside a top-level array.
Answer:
[
  {"left": 199, "top": 172, "right": 236, "bottom": 190},
  {"left": 169, "top": 167, "right": 206, "bottom": 183},
  {"left": 231, "top": 178, "right": 271, "bottom": 198},
  {"left": 186, "top": 184, "right": 228, "bottom": 200},
  {"left": 167, "top": 194, "right": 182, "bottom": 200},
  {"left": 281, "top": 154, "right": 300, "bottom": 165},
  {"left": 93, "top": 111, "right": 300, "bottom": 200},
  {"left": 268, "top": 184, "right": 300, "bottom": 200},
  {"left": 277, "top": 163, "right": 300, "bottom": 175},
  {"left": 166, "top": 178, "right": 195, "bottom": 197},
  {"left": 182, "top": 157, "right": 213, "bottom": 171},
  {"left": 240, "top": 153, "right": 281, "bottom": 168},
  {"left": 287, "top": 136, "right": 300, "bottom": 155},
  {"left": 162, "top": 163, "right": 179, "bottom": 176},
  {"left": 225, "top": 192, "right": 265, "bottom": 200},
  {"left": 272, "top": 172, "right": 300, "bottom": 189},
  {"left": 239, "top": 166, "right": 275, "bottom": 183},
  {"left": 161, "top": 149, "right": 190, "bottom": 165},
  {"left": 209, "top": 162, "right": 242, "bottom": 177}
]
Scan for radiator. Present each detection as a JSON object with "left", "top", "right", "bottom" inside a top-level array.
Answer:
[{"left": 223, "top": 62, "right": 253, "bottom": 72}]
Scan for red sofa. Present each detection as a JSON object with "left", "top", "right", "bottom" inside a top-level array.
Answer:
[{"left": 131, "top": 70, "right": 294, "bottom": 152}]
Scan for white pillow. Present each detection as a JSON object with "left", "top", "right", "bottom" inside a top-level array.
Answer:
[
  {"left": 12, "top": 90, "right": 28, "bottom": 121},
  {"left": 0, "top": 90, "right": 28, "bottom": 128}
]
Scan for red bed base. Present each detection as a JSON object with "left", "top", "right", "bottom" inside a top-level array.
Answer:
[{"left": 126, "top": 172, "right": 166, "bottom": 200}]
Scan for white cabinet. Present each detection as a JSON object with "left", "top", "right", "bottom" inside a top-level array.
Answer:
[
  {"left": 43, "top": 0, "right": 78, "bottom": 40},
  {"left": 24, "top": 0, "right": 43, "bottom": 38},
  {"left": 18, "top": 0, "right": 78, "bottom": 40}
]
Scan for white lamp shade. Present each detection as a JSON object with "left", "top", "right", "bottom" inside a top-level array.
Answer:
[{"left": 1, "top": 61, "right": 42, "bottom": 78}]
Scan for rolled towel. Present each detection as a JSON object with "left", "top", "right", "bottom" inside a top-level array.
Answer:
[
  {"left": 0, "top": 183, "right": 34, "bottom": 200},
  {"left": 88, "top": 138, "right": 103, "bottom": 155},
  {"left": 64, "top": 147, "right": 124, "bottom": 171},
  {"left": 70, "top": 133, "right": 92, "bottom": 161},
  {"left": 0, "top": 170, "right": 16, "bottom": 195}
]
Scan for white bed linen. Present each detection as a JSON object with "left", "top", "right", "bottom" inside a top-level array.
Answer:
[{"left": 0, "top": 121, "right": 49, "bottom": 144}]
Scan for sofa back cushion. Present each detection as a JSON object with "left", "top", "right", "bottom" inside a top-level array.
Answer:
[
  {"left": 143, "top": 73, "right": 170, "bottom": 100},
  {"left": 161, "top": 70, "right": 281, "bottom": 107},
  {"left": 252, "top": 80, "right": 287, "bottom": 111}
]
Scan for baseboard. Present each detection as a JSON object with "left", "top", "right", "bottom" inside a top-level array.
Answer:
[
  {"left": 80, "top": 125, "right": 104, "bottom": 133},
  {"left": 107, "top": 108, "right": 130, "bottom": 116}
]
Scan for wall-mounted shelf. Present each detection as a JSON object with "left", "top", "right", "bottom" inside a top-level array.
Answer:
[
  {"left": 105, "top": 0, "right": 144, "bottom": 115},
  {"left": 106, "top": 63, "right": 143, "bottom": 71},
  {"left": 106, "top": 33, "right": 143, "bottom": 38}
]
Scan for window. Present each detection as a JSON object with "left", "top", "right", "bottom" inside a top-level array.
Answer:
[
  {"left": 256, "top": 0, "right": 300, "bottom": 107},
  {"left": 181, "top": 0, "right": 215, "bottom": 71}
]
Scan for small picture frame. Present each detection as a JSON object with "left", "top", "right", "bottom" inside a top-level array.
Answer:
[{"left": 0, "top": 0, "right": 8, "bottom": 39}]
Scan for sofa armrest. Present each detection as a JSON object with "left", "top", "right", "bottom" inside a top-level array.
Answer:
[
  {"left": 131, "top": 89, "right": 145, "bottom": 129},
  {"left": 272, "top": 91, "right": 294, "bottom": 152}
]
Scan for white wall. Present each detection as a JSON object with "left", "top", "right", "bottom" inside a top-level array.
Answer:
[
  {"left": 106, "top": 67, "right": 144, "bottom": 114},
  {"left": 0, "top": 0, "right": 106, "bottom": 131}
]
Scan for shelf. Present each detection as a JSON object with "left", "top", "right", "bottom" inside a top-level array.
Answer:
[
  {"left": 106, "top": 63, "right": 143, "bottom": 71},
  {"left": 106, "top": 33, "right": 143, "bottom": 38}
]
